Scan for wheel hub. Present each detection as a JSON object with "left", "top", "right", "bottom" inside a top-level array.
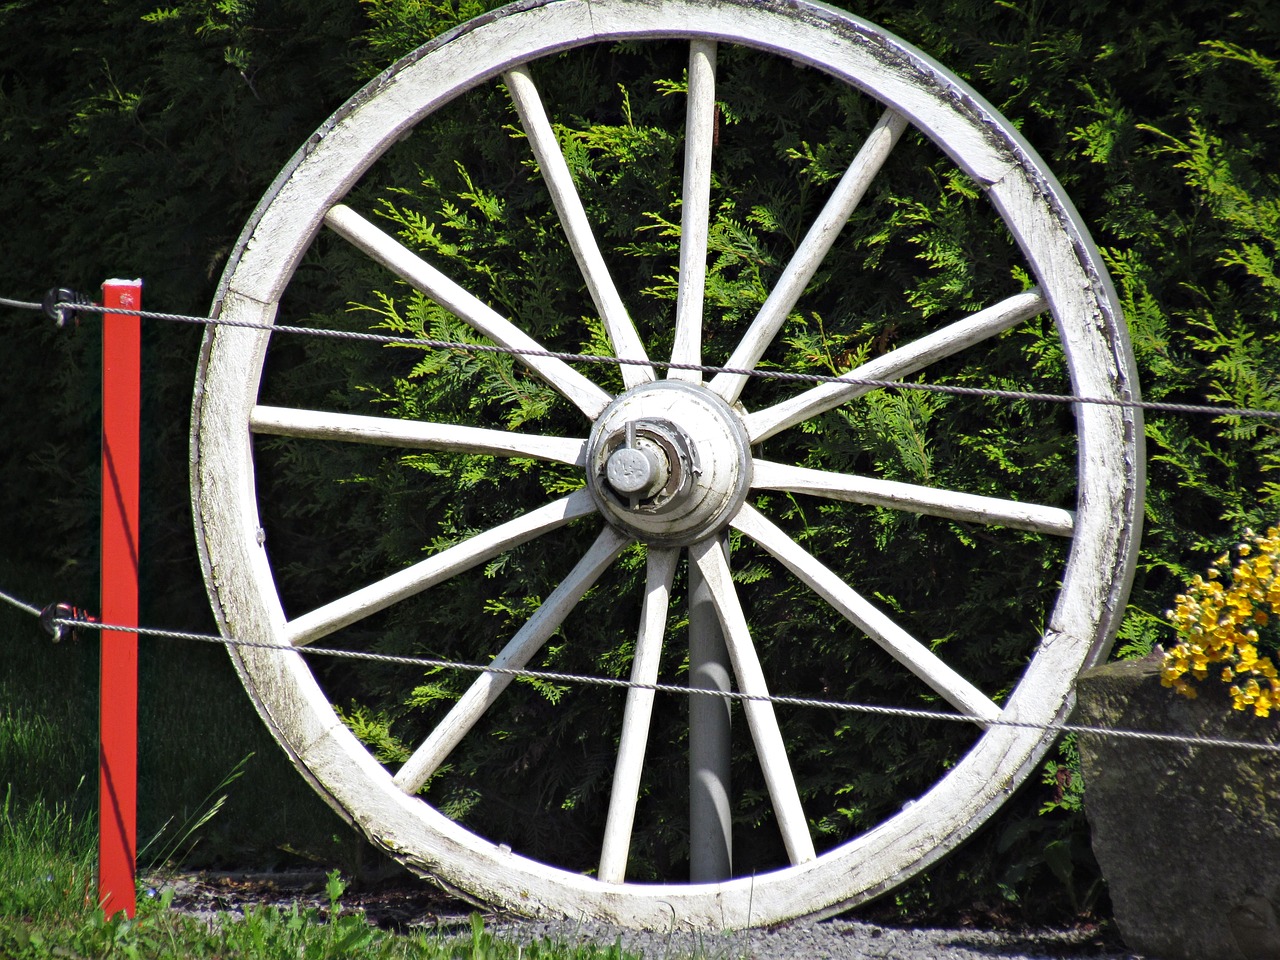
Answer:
[{"left": 586, "top": 381, "right": 752, "bottom": 545}]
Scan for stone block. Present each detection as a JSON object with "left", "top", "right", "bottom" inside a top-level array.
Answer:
[{"left": 1074, "top": 654, "right": 1280, "bottom": 960}]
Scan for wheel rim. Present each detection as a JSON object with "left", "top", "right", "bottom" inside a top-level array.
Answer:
[{"left": 192, "top": 0, "right": 1144, "bottom": 928}]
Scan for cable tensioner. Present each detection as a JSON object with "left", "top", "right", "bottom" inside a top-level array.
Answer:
[
  {"left": 41, "top": 287, "right": 92, "bottom": 330},
  {"left": 39, "top": 602, "right": 98, "bottom": 642}
]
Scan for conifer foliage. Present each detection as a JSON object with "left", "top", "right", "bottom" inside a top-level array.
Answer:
[{"left": 1, "top": 0, "right": 1279, "bottom": 920}]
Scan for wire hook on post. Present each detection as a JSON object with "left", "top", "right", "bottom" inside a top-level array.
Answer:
[
  {"left": 38, "top": 602, "right": 98, "bottom": 643},
  {"left": 41, "top": 287, "right": 92, "bottom": 330}
]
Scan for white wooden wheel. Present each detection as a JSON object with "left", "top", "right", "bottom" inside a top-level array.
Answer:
[{"left": 192, "top": 0, "right": 1144, "bottom": 930}]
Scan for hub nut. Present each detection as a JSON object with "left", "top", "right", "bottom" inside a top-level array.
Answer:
[
  {"left": 598, "top": 418, "right": 695, "bottom": 511},
  {"left": 585, "top": 381, "right": 752, "bottom": 545}
]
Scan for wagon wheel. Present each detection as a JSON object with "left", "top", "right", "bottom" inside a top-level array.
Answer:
[{"left": 192, "top": 0, "right": 1143, "bottom": 929}]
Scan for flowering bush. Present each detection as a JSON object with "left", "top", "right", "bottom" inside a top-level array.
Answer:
[{"left": 1161, "top": 525, "right": 1280, "bottom": 717}]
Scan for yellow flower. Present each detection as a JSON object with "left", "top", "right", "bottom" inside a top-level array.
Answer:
[
  {"left": 1256, "top": 690, "right": 1273, "bottom": 718},
  {"left": 1161, "top": 523, "right": 1280, "bottom": 714}
]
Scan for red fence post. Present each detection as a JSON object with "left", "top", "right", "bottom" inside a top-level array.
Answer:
[{"left": 99, "top": 278, "right": 142, "bottom": 919}]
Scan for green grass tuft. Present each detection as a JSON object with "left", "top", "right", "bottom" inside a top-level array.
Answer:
[{"left": 0, "top": 784, "right": 96, "bottom": 921}]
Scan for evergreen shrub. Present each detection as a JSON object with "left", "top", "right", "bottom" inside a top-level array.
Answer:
[{"left": 1, "top": 0, "right": 1278, "bottom": 920}]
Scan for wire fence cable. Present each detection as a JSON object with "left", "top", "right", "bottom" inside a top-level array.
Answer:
[
  {"left": 0, "top": 592, "right": 1274, "bottom": 755},
  {"left": 2, "top": 294, "right": 1278, "bottom": 422}
]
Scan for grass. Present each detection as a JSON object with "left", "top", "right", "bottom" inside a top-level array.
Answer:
[
  {"left": 0, "top": 908, "right": 648, "bottom": 960},
  {"left": 0, "top": 786, "right": 96, "bottom": 922},
  {"left": 0, "top": 800, "right": 662, "bottom": 959},
  {"left": 0, "top": 872, "right": 652, "bottom": 959},
  {"left": 0, "top": 561, "right": 382, "bottom": 875}
]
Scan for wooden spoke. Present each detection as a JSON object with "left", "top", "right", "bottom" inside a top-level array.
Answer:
[
  {"left": 745, "top": 289, "right": 1047, "bottom": 443},
  {"left": 393, "top": 525, "right": 631, "bottom": 795},
  {"left": 252, "top": 405, "right": 586, "bottom": 465},
  {"left": 751, "top": 459, "right": 1074, "bottom": 537},
  {"left": 731, "top": 503, "right": 1001, "bottom": 722},
  {"left": 710, "top": 109, "right": 909, "bottom": 405},
  {"left": 689, "top": 536, "right": 816, "bottom": 865},
  {"left": 669, "top": 40, "right": 717, "bottom": 384},
  {"left": 505, "top": 66, "right": 654, "bottom": 389},
  {"left": 324, "top": 204, "right": 612, "bottom": 419},
  {"left": 598, "top": 546, "right": 679, "bottom": 884},
  {"left": 283, "top": 490, "right": 597, "bottom": 647}
]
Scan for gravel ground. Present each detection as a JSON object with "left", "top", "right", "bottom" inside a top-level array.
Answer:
[
  {"left": 483, "top": 916, "right": 1143, "bottom": 960},
  {"left": 154, "top": 872, "right": 1145, "bottom": 960}
]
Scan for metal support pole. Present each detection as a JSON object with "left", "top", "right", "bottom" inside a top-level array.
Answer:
[
  {"left": 99, "top": 278, "right": 141, "bottom": 919},
  {"left": 688, "top": 536, "right": 732, "bottom": 882}
]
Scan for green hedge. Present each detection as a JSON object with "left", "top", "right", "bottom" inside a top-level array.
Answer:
[{"left": 2, "top": 0, "right": 1278, "bottom": 921}]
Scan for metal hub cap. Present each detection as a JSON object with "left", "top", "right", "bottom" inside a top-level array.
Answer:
[{"left": 586, "top": 380, "right": 752, "bottom": 545}]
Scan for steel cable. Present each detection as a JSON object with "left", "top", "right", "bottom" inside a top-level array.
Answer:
[
  {"left": 0, "top": 586, "right": 42, "bottom": 618},
  {"left": 0, "top": 596, "right": 1269, "bottom": 755},
  {"left": 38, "top": 298, "right": 1280, "bottom": 423}
]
